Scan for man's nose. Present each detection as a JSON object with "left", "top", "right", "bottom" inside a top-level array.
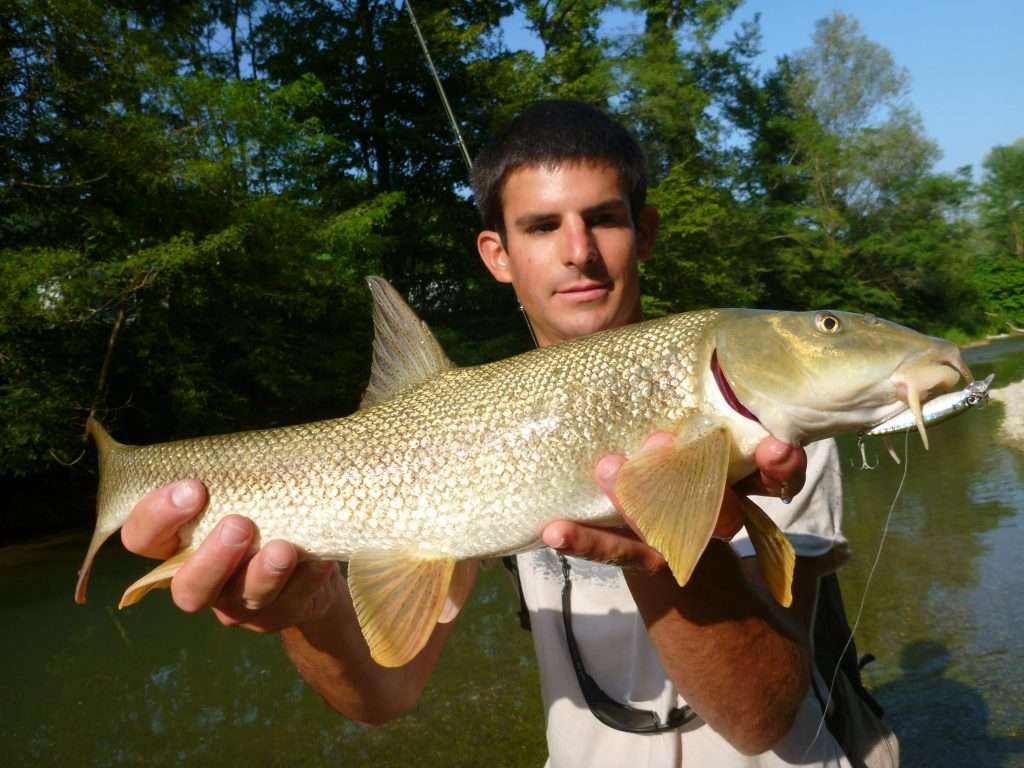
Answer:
[{"left": 562, "top": 218, "right": 596, "bottom": 268}]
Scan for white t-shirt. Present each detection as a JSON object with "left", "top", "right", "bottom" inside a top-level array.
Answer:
[{"left": 516, "top": 439, "right": 852, "bottom": 768}]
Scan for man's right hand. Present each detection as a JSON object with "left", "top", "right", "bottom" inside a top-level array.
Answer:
[
  {"left": 540, "top": 433, "right": 807, "bottom": 574},
  {"left": 122, "top": 480, "right": 453, "bottom": 723},
  {"left": 121, "top": 481, "right": 340, "bottom": 633}
]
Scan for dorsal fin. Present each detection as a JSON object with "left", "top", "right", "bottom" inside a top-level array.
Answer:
[{"left": 360, "top": 276, "right": 454, "bottom": 408}]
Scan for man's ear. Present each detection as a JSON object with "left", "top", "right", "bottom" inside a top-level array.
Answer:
[
  {"left": 478, "top": 230, "right": 514, "bottom": 283},
  {"left": 636, "top": 205, "right": 660, "bottom": 262}
]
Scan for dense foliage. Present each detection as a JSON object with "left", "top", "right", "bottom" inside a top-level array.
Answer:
[{"left": 1, "top": 2, "right": 1020, "bottom": 533}]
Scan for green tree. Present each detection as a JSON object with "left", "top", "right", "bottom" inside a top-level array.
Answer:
[
  {"left": 0, "top": 0, "right": 1001, "bottom": 538},
  {"left": 611, "top": 1, "right": 768, "bottom": 312},
  {"left": 740, "top": 11, "right": 979, "bottom": 331},
  {"left": 975, "top": 140, "right": 1024, "bottom": 329},
  {"left": 518, "top": 0, "right": 613, "bottom": 104},
  {"left": 0, "top": 1, "right": 396, "bottom": 488},
  {"left": 979, "top": 140, "right": 1024, "bottom": 259}
]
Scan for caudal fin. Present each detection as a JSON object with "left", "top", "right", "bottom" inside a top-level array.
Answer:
[{"left": 75, "top": 417, "right": 133, "bottom": 604}]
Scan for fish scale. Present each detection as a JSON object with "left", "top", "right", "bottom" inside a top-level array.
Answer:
[
  {"left": 104, "top": 310, "right": 719, "bottom": 563},
  {"left": 77, "top": 278, "right": 970, "bottom": 666},
  {"left": 83, "top": 300, "right": 957, "bottom": 563}
]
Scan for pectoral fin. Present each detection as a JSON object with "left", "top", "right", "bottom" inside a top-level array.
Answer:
[
  {"left": 739, "top": 496, "right": 795, "bottom": 608},
  {"left": 614, "top": 420, "right": 730, "bottom": 587},
  {"left": 118, "top": 547, "right": 195, "bottom": 609},
  {"left": 348, "top": 552, "right": 455, "bottom": 667},
  {"left": 439, "top": 559, "right": 479, "bottom": 623}
]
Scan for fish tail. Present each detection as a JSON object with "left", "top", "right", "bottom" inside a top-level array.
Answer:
[{"left": 75, "top": 417, "right": 133, "bottom": 604}]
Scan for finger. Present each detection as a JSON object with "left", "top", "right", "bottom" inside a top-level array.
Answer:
[
  {"left": 594, "top": 431, "right": 675, "bottom": 510},
  {"left": 755, "top": 438, "right": 806, "bottom": 485},
  {"left": 214, "top": 560, "right": 337, "bottom": 632},
  {"left": 121, "top": 480, "right": 209, "bottom": 559},
  {"left": 228, "top": 539, "right": 299, "bottom": 613},
  {"left": 736, "top": 439, "right": 807, "bottom": 499},
  {"left": 169, "top": 515, "right": 255, "bottom": 613},
  {"left": 594, "top": 454, "right": 626, "bottom": 508},
  {"left": 543, "top": 520, "right": 665, "bottom": 572},
  {"left": 714, "top": 488, "right": 745, "bottom": 540}
]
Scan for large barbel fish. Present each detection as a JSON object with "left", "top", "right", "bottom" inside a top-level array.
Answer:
[{"left": 76, "top": 277, "right": 971, "bottom": 666}]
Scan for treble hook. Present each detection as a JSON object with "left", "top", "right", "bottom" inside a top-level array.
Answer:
[{"left": 856, "top": 436, "right": 878, "bottom": 470}]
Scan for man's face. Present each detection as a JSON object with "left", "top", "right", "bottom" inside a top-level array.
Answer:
[{"left": 477, "top": 162, "right": 657, "bottom": 347}]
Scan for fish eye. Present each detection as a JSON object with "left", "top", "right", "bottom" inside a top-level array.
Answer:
[{"left": 815, "top": 312, "right": 841, "bottom": 335}]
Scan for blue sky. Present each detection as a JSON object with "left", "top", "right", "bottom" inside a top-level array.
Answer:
[{"left": 503, "top": 1, "right": 1023, "bottom": 177}]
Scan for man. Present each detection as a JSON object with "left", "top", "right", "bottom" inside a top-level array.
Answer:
[{"left": 121, "top": 100, "right": 852, "bottom": 765}]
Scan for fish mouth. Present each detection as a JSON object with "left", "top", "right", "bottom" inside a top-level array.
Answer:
[
  {"left": 890, "top": 348, "right": 973, "bottom": 449},
  {"left": 711, "top": 350, "right": 761, "bottom": 424}
]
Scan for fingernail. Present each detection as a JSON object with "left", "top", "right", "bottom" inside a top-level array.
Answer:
[
  {"left": 171, "top": 481, "right": 199, "bottom": 509},
  {"left": 767, "top": 442, "right": 792, "bottom": 465},
  {"left": 597, "top": 462, "right": 616, "bottom": 483},
  {"left": 543, "top": 528, "right": 566, "bottom": 549},
  {"left": 219, "top": 520, "right": 250, "bottom": 548},
  {"left": 265, "top": 549, "right": 291, "bottom": 572}
]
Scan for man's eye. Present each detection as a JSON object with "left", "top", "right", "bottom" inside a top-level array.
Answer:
[
  {"left": 531, "top": 222, "right": 557, "bottom": 234},
  {"left": 589, "top": 212, "right": 624, "bottom": 227}
]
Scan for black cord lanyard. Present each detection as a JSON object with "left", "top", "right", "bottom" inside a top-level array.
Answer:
[{"left": 558, "top": 553, "right": 704, "bottom": 734}]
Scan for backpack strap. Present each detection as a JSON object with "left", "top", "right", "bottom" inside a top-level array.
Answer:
[{"left": 502, "top": 555, "right": 532, "bottom": 631}]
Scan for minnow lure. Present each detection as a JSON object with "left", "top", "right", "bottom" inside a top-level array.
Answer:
[{"left": 857, "top": 374, "right": 994, "bottom": 467}]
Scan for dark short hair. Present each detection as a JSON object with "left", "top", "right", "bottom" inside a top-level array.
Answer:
[{"left": 471, "top": 100, "right": 648, "bottom": 237}]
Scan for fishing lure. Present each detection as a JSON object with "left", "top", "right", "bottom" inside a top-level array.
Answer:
[{"left": 856, "top": 373, "right": 995, "bottom": 468}]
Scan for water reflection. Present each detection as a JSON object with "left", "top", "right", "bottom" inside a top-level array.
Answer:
[{"left": 1, "top": 546, "right": 545, "bottom": 767}]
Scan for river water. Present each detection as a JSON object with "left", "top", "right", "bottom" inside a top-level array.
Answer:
[{"left": 3, "top": 338, "right": 1023, "bottom": 767}]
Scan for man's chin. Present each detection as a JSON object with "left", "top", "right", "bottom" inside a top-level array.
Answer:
[{"left": 563, "top": 310, "right": 618, "bottom": 340}]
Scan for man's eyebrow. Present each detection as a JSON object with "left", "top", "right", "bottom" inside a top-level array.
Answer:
[
  {"left": 513, "top": 211, "right": 558, "bottom": 229},
  {"left": 512, "top": 199, "right": 628, "bottom": 229},
  {"left": 582, "top": 199, "right": 629, "bottom": 217}
]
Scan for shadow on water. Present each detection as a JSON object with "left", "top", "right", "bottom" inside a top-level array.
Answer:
[{"left": 872, "top": 640, "right": 1024, "bottom": 768}]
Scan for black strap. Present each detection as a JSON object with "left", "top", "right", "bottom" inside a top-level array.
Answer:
[
  {"left": 558, "top": 554, "right": 703, "bottom": 734},
  {"left": 813, "top": 572, "right": 886, "bottom": 721},
  {"left": 502, "top": 555, "right": 532, "bottom": 631}
]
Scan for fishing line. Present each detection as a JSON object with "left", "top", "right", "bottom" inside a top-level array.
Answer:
[
  {"left": 403, "top": 0, "right": 473, "bottom": 175},
  {"left": 49, "top": 448, "right": 87, "bottom": 466},
  {"left": 402, "top": 1, "right": 540, "bottom": 347},
  {"left": 807, "top": 431, "right": 911, "bottom": 753},
  {"left": 520, "top": 304, "right": 539, "bottom": 347}
]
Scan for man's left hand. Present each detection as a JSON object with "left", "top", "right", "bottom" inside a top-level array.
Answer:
[{"left": 541, "top": 434, "right": 806, "bottom": 573}]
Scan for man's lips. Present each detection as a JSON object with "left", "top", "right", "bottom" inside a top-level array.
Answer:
[{"left": 556, "top": 283, "right": 610, "bottom": 302}]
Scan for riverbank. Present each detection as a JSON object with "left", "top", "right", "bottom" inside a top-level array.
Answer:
[{"left": 990, "top": 379, "right": 1024, "bottom": 446}]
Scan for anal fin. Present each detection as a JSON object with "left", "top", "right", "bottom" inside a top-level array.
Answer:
[
  {"left": 119, "top": 547, "right": 195, "bottom": 609},
  {"left": 348, "top": 551, "right": 455, "bottom": 667},
  {"left": 614, "top": 419, "right": 730, "bottom": 587},
  {"left": 740, "top": 496, "right": 795, "bottom": 608}
]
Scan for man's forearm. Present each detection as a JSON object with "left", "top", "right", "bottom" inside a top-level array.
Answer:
[
  {"left": 280, "top": 568, "right": 454, "bottom": 726},
  {"left": 625, "top": 540, "right": 815, "bottom": 755}
]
